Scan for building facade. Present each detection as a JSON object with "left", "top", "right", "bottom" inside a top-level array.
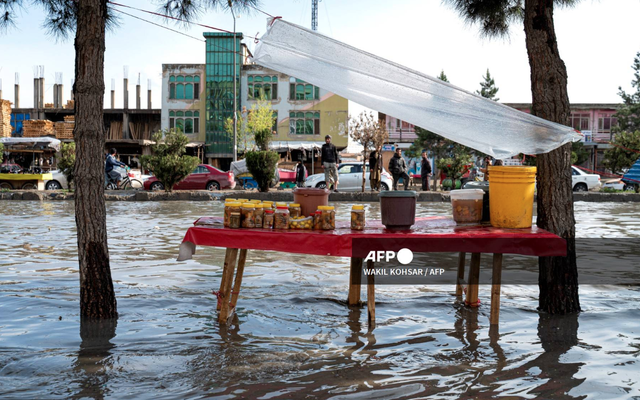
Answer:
[{"left": 161, "top": 32, "right": 348, "bottom": 169}]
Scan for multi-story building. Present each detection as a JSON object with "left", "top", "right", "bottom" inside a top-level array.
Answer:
[{"left": 162, "top": 32, "right": 348, "bottom": 170}]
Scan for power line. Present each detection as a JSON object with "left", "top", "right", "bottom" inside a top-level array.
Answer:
[{"left": 112, "top": 8, "right": 205, "bottom": 42}]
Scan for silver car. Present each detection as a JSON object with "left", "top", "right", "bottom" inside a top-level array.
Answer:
[
  {"left": 44, "top": 170, "right": 69, "bottom": 190},
  {"left": 304, "top": 162, "right": 392, "bottom": 191}
]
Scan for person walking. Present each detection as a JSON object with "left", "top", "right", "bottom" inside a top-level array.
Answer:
[
  {"left": 420, "top": 150, "right": 432, "bottom": 191},
  {"left": 321, "top": 134, "right": 339, "bottom": 192},
  {"left": 369, "top": 145, "right": 383, "bottom": 191},
  {"left": 388, "top": 147, "right": 410, "bottom": 191},
  {"left": 295, "top": 159, "right": 306, "bottom": 188}
]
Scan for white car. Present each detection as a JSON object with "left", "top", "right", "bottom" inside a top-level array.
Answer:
[
  {"left": 571, "top": 166, "right": 600, "bottom": 191},
  {"left": 304, "top": 162, "right": 393, "bottom": 191},
  {"left": 45, "top": 170, "right": 69, "bottom": 190}
]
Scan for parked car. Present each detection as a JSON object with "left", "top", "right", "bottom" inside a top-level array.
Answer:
[
  {"left": 304, "top": 162, "right": 392, "bottom": 191},
  {"left": 44, "top": 170, "right": 69, "bottom": 190},
  {"left": 571, "top": 166, "right": 600, "bottom": 191},
  {"left": 0, "top": 163, "right": 23, "bottom": 174},
  {"left": 143, "top": 164, "right": 236, "bottom": 191}
]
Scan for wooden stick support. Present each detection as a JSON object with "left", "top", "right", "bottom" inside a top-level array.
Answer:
[
  {"left": 490, "top": 253, "right": 503, "bottom": 325},
  {"left": 230, "top": 249, "right": 248, "bottom": 309},
  {"left": 218, "top": 248, "right": 239, "bottom": 323},
  {"left": 348, "top": 257, "right": 363, "bottom": 306},
  {"left": 217, "top": 248, "right": 234, "bottom": 311},
  {"left": 366, "top": 260, "right": 375, "bottom": 327},
  {"left": 465, "top": 253, "right": 481, "bottom": 307},
  {"left": 456, "top": 252, "right": 466, "bottom": 297}
]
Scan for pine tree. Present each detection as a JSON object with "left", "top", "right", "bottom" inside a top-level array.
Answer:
[
  {"left": 437, "top": 70, "right": 449, "bottom": 83},
  {"left": 477, "top": 69, "right": 500, "bottom": 101}
]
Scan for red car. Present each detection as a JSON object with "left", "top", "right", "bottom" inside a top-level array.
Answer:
[{"left": 143, "top": 164, "right": 236, "bottom": 191}]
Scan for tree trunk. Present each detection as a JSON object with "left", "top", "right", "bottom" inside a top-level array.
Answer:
[
  {"left": 74, "top": 0, "right": 117, "bottom": 319},
  {"left": 524, "top": 0, "right": 580, "bottom": 314},
  {"left": 362, "top": 150, "right": 366, "bottom": 192}
]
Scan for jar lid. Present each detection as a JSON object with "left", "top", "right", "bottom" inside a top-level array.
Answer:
[
  {"left": 237, "top": 198, "right": 249, "bottom": 202},
  {"left": 226, "top": 202, "right": 242, "bottom": 207},
  {"left": 318, "top": 205, "right": 335, "bottom": 210},
  {"left": 352, "top": 205, "right": 365, "bottom": 210},
  {"left": 276, "top": 206, "right": 289, "bottom": 210},
  {"left": 249, "top": 199, "right": 262, "bottom": 203},
  {"left": 265, "top": 209, "right": 274, "bottom": 213},
  {"left": 253, "top": 203, "right": 264, "bottom": 208},
  {"left": 262, "top": 200, "right": 274, "bottom": 204},
  {"left": 276, "top": 202, "right": 287, "bottom": 207},
  {"left": 289, "top": 203, "right": 300, "bottom": 207},
  {"left": 225, "top": 198, "right": 236, "bottom": 202},
  {"left": 315, "top": 210, "right": 322, "bottom": 214},
  {"left": 230, "top": 212, "right": 241, "bottom": 215},
  {"left": 242, "top": 205, "right": 255, "bottom": 209}
]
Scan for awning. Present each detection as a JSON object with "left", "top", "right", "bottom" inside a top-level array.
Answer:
[
  {"left": 252, "top": 19, "right": 582, "bottom": 159},
  {"left": 269, "top": 141, "right": 326, "bottom": 151},
  {"left": 0, "top": 137, "right": 61, "bottom": 151}
]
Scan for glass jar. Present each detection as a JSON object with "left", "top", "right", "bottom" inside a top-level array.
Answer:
[
  {"left": 263, "top": 209, "right": 275, "bottom": 229},
  {"left": 288, "top": 203, "right": 301, "bottom": 218},
  {"left": 224, "top": 202, "right": 242, "bottom": 228},
  {"left": 351, "top": 205, "right": 365, "bottom": 230},
  {"left": 254, "top": 203, "right": 265, "bottom": 227},
  {"left": 241, "top": 205, "right": 256, "bottom": 228},
  {"left": 290, "top": 216, "right": 313, "bottom": 230},
  {"left": 313, "top": 210, "right": 322, "bottom": 230},
  {"left": 229, "top": 212, "right": 241, "bottom": 229},
  {"left": 274, "top": 206, "right": 290, "bottom": 230},
  {"left": 318, "top": 205, "right": 335, "bottom": 230},
  {"left": 262, "top": 201, "right": 274, "bottom": 210}
]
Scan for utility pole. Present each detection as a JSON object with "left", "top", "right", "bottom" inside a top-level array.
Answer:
[
  {"left": 311, "top": 0, "right": 318, "bottom": 31},
  {"left": 230, "top": 0, "right": 238, "bottom": 162}
]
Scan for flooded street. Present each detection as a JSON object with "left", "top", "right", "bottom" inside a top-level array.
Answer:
[{"left": 1, "top": 200, "right": 639, "bottom": 399}]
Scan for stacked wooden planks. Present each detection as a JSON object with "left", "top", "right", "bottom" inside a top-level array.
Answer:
[
  {"left": 64, "top": 100, "right": 74, "bottom": 109},
  {"left": 0, "top": 100, "right": 11, "bottom": 138},
  {"left": 22, "top": 120, "right": 55, "bottom": 137}
]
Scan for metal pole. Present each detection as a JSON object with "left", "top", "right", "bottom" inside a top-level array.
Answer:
[{"left": 231, "top": 5, "right": 238, "bottom": 162}]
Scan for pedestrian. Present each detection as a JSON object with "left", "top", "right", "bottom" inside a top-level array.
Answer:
[
  {"left": 321, "top": 134, "right": 339, "bottom": 192},
  {"left": 480, "top": 156, "right": 492, "bottom": 181},
  {"left": 388, "top": 147, "right": 410, "bottom": 191},
  {"left": 420, "top": 150, "right": 432, "bottom": 191},
  {"left": 295, "top": 159, "right": 306, "bottom": 188},
  {"left": 369, "top": 145, "right": 383, "bottom": 191}
]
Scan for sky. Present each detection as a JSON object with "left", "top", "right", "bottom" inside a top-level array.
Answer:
[{"left": 1, "top": 0, "right": 639, "bottom": 112}]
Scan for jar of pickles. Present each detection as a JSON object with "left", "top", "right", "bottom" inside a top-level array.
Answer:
[
  {"left": 317, "top": 205, "right": 335, "bottom": 230},
  {"left": 274, "top": 206, "right": 290, "bottom": 229},
  {"left": 229, "top": 212, "right": 241, "bottom": 229},
  {"left": 313, "top": 210, "right": 322, "bottom": 230},
  {"left": 254, "top": 203, "right": 265, "bottom": 227},
  {"left": 351, "top": 205, "right": 365, "bottom": 230},
  {"left": 241, "top": 204, "right": 256, "bottom": 228},
  {"left": 224, "top": 202, "right": 242, "bottom": 227},
  {"left": 262, "top": 200, "right": 274, "bottom": 210},
  {"left": 288, "top": 203, "right": 301, "bottom": 218},
  {"left": 263, "top": 209, "right": 275, "bottom": 228}
]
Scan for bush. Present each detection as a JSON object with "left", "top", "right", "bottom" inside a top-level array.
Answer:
[
  {"left": 140, "top": 129, "right": 200, "bottom": 193},
  {"left": 245, "top": 150, "right": 279, "bottom": 192},
  {"left": 57, "top": 142, "right": 76, "bottom": 189}
]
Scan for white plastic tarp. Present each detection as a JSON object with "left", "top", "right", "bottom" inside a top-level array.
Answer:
[
  {"left": 252, "top": 19, "right": 582, "bottom": 159},
  {"left": 0, "top": 137, "right": 61, "bottom": 151},
  {"left": 269, "top": 141, "right": 324, "bottom": 151}
]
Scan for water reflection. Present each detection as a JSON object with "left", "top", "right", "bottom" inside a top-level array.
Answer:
[{"left": 72, "top": 318, "right": 118, "bottom": 400}]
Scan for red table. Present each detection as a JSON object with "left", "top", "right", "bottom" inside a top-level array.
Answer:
[{"left": 178, "top": 217, "right": 566, "bottom": 326}]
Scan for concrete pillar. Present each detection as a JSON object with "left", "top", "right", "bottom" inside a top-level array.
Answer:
[
  {"left": 58, "top": 84, "right": 63, "bottom": 108},
  {"left": 53, "top": 84, "right": 58, "bottom": 108},
  {"left": 34, "top": 78, "right": 39, "bottom": 110},
  {"left": 136, "top": 84, "right": 141, "bottom": 109},
  {"left": 147, "top": 89, "right": 152, "bottom": 110},
  {"left": 111, "top": 90, "right": 115, "bottom": 109},
  {"left": 122, "top": 112, "right": 129, "bottom": 139},
  {"left": 39, "top": 77, "right": 44, "bottom": 109},
  {"left": 14, "top": 84, "right": 19, "bottom": 108},
  {"left": 123, "top": 78, "right": 128, "bottom": 110}
]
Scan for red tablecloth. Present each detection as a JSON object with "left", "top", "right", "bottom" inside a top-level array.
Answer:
[{"left": 179, "top": 216, "right": 566, "bottom": 259}]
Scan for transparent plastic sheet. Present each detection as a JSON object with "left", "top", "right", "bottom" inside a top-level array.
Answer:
[{"left": 251, "top": 19, "right": 582, "bottom": 159}]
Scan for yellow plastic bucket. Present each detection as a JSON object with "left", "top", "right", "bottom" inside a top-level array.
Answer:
[{"left": 489, "top": 166, "right": 537, "bottom": 228}]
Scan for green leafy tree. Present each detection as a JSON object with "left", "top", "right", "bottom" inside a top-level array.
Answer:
[
  {"left": 603, "top": 131, "right": 640, "bottom": 174},
  {"left": 57, "top": 142, "right": 76, "bottom": 189},
  {"left": 443, "top": 0, "right": 581, "bottom": 314},
  {"left": 437, "top": 70, "right": 449, "bottom": 82},
  {"left": 614, "top": 52, "right": 640, "bottom": 133},
  {"left": 245, "top": 100, "right": 278, "bottom": 192},
  {"left": 140, "top": 130, "right": 201, "bottom": 192},
  {"left": 0, "top": 0, "right": 257, "bottom": 319},
  {"left": 476, "top": 69, "right": 500, "bottom": 101},
  {"left": 571, "top": 141, "right": 589, "bottom": 166},
  {"left": 224, "top": 107, "right": 251, "bottom": 155}
]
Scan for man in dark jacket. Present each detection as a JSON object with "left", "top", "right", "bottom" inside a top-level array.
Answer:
[
  {"left": 321, "top": 135, "right": 339, "bottom": 191},
  {"left": 420, "top": 150, "right": 432, "bottom": 191},
  {"left": 295, "top": 159, "right": 306, "bottom": 187},
  {"left": 105, "top": 148, "right": 126, "bottom": 188},
  {"left": 388, "top": 147, "right": 410, "bottom": 190}
]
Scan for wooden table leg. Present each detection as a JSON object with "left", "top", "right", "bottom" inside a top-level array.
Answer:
[
  {"left": 366, "top": 260, "right": 375, "bottom": 328},
  {"left": 456, "top": 252, "right": 466, "bottom": 297},
  {"left": 230, "top": 249, "right": 248, "bottom": 309},
  {"left": 348, "top": 257, "right": 363, "bottom": 306},
  {"left": 218, "top": 248, "right": 239, "bottom": 324},
  {"left": 465, "top": 253, "right": 481, "bottom": 307},
  {"left": 490, "top": 253, "right": 503, "bottom": 325},
  {"left": 217, "top": 248, "right": 234, "bottom": 311}
]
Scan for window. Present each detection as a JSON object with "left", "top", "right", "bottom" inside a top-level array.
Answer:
[
  {"left": 248, "top": 75, "right": 278, "bottom": 100},
  {"left": 272, "top": 111, "right": 278, "bottom": 134},
  {"left": 169, "top": 110, "right": 200, "bottom": 134},
  {"left": 193, "top": 166, "right": 208, "bottom": 174},
  {"left": 168, "top": 74, "right": 201, "bottom": 100},
  {"left": 289, "top": 79, "right": 320, "bottom": 100},
  {"left": 597, "top": 114, "right": 618, "bottom": 133},
  {"left": 570, "top": 113, "right": 590, "bottom": 131},
  {"left": 339, "top": 164, "right": 361, "bottom": 174},
  {"left": 289, "top": 111, "right": 320, "bottom": 135}
]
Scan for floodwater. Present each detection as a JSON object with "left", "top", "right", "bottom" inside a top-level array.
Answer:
[{"left": 0, "top": 200, "right": 639, "bottom": 399}]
